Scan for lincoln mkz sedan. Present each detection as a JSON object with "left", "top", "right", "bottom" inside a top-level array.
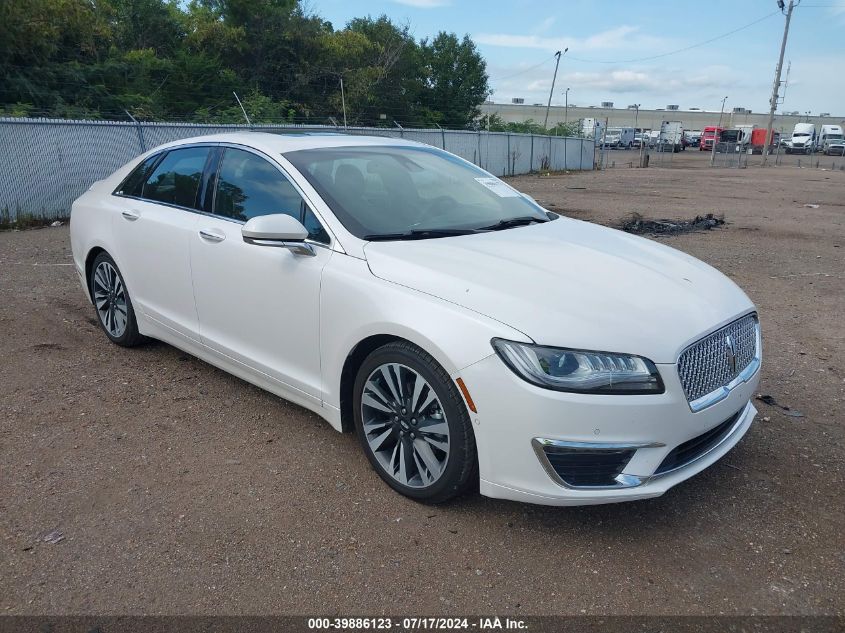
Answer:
[{"left": 70, "top": 133, "right": 762, "bottom": 505}]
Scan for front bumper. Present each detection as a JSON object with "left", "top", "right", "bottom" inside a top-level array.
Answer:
[{"left": 459, "top": 353, "right": 760, "bottom": 506}]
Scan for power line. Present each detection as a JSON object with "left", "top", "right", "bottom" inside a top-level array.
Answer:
[
  {"left": 566, "top": 11, "right": 781, "bottom": 64},
  {"left": 488, "top": 54, "right": 556, "bottom": 81}
]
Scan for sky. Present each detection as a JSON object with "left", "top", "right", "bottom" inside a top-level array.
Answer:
[{"left": 311, "top": 0, "right": 845, "bottom": 115}]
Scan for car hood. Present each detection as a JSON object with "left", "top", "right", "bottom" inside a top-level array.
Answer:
[{"left": 364, "top": 216, "right": 754, "bottom": 363}]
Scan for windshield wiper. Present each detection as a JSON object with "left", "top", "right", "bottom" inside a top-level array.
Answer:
[
  {"left": 479, "top": 216, "right": 548, "bottom": 231},
  {"left": 363, "top": 228, "right": 480, "bottom": 241}
]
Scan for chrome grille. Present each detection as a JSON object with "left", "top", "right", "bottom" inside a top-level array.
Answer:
[{"left": 677, "top": 314, "right": 759, "bottom": 404}]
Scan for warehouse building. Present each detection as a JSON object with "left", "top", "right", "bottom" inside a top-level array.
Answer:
[{"left": 480, "top": 102, "right": 844, "bottom": 132}]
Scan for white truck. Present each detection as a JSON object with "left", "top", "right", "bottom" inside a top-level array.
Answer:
[
  {"left": 581, "top": 117, "right": 605, "bottom": 141},
  {"left": 602, "top": 126, "right": 636, "bottom": 149},
  {"left": 735, "top": 124, "right": 756, "bottom": 148},
  {"left": 819, "top": 124, "right": 844, "bottom": 155},
  {"left": 785, "top": 123, "right": 817, "bottom": 154},
  {"left": 658, "top": 121, "right": 684, "bottom": 152}
]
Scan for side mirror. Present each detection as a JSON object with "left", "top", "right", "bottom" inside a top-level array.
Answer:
[{"left": 242, "top": 214, "right": 314, "bottom": 256}]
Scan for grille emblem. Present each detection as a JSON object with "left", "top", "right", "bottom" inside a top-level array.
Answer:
[{"left": 725, "top": 335, "right": 737, "bottom": 373}]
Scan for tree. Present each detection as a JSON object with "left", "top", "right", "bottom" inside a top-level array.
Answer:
[
  {"left": 345, "top": 16, "right": 422, "bottom": 125},
  {"left": 418, "top": 32, "right": 489, "bottom": 128},
  {"left": 0, "top": 0, "right": 493, "bottom": 128}
]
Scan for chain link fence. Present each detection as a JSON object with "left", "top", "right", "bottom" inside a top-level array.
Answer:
[
  {"left": 709, "top": 142, "right": 750, "bottom": 168},
  {"left": 0, "top": 118, "right": 594, "bottom": 221}
]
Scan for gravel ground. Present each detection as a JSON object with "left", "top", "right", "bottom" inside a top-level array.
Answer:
[{"left": 1, "top": 156, "right": 843, "bottom": 616}]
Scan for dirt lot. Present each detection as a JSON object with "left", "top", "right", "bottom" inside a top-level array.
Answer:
[{"left": 1, "top": 157, "right": 844, "bottom": 616}]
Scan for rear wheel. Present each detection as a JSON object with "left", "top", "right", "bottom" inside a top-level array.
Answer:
[
  {"left": 89, "top": 252, "right": 146, "bottom": 347},
  {"left": 353, "top": 341, "right": 476, "bottom": 504}
]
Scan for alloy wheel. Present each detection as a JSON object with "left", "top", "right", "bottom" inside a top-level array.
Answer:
[
  {"left": 361, "top": 363, "right": 450, "bottom": 488},
  {"left": 92, "top": 261, "right": 128, "bottom": 338}
]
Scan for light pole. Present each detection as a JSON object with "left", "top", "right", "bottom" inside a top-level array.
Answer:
[
  {"left": 633, "top": 103, "right": 640, "bottom": 131},
  {"left": 544, "top": 48, "right": 568, "bottom": 130},
  {"left": 763, "top": 0, "right": 795, "bottom": 165},
  {"left": 718, "top": 96, "right": 728, "bottom": 127},
  {"left": 564, "top": 87, "right": 570, "bottom": 124}
]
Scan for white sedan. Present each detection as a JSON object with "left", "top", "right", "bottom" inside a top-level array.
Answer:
[{"left": 70, "top": 133, "right": 761, "bottom": 506}]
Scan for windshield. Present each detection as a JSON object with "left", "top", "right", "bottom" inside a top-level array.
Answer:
[
  {"left": 827, "top": 134, "right": 843, "bottom": 140},
  {"left": 794, "top": 133, "right": 810, "bottom": 138},
  {"left": 284, "top": 145, "right": 549, "bottom": 239}
]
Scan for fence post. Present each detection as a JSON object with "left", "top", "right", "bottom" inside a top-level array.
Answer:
[
  {"left": 564, "top": 135, "right": 567, "bottom": 170},
  {"left": 477, "top": 130, "right": 481, "bottom": 169},
  {"left": 441, "top": 126, "right": 446, "bottom": 150},
  {"left": 529, "top": 135, "right": 534, "bottom": 173},
  {"left": 125, "top": 111, "right": 147, "bottom": 152},
  {"left": 507, "top": 133, "right": 511, "bottom": 176}
]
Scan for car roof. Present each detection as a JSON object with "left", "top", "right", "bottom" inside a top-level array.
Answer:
[{"left": 153, "top": 131, "right": 424, "bottom": 156}]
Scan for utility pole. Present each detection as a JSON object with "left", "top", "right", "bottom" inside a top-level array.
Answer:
[
  {"left": 718, "top": 96, "right": 728, "bottom": 128},
  {"left": 763, "top": 0, "right": 796, "bottom": 165},
  {"left": 633, "top": 104, "right": 640, "bottom": 131},
  {"left": 544, "top": 48, "right": 567, "bottom": 130}
]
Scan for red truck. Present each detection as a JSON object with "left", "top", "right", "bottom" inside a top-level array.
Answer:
[
  {"left": 750, "top": 128, "right": 780, "bottom": 153},
  {"left": 700, "top": 126, "right": 724, "bottom": 151}
]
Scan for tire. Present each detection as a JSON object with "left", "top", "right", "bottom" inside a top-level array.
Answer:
[
  {"left": 353, "top": 341, "right": 477, "bottom": 504},
  {"left": 89, "top": 252, "right": 146, "bottom": 347}
]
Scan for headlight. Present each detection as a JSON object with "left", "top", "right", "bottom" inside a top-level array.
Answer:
[{"left": 491, "top": 339, "right": 664, "bottom": 394}]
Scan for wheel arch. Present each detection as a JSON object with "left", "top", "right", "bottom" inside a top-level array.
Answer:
[
  {"left": 338, "top": 334, "right": 405, "bottom": 433},
  {"left": 84, "top": 246, "right": 108, "bottom": 303}
]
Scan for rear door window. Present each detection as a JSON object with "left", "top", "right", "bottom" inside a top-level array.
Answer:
[{"left": 142, "top": 147, "right": 210, "bottom": 209}]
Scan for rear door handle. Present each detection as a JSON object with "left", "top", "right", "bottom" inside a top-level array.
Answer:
[
  {"left": 121, "top": 210, "right": 140, "bottom": 221},
  {"left": 199, "top": 228, "right": 226, "bottom": 243}
]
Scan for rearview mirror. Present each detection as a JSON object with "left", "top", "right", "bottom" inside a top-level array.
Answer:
[{"left": 242, "top": 214, "right": 314, "bottom": 256}]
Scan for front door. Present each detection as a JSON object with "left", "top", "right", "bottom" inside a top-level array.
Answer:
[{"left": 190, "top": 146, "right": 333, "bottom": 401}]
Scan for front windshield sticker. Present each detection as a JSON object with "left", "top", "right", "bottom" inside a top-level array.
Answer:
[{"left": 474, "top": 177, "right": 520, "bottom": 198}]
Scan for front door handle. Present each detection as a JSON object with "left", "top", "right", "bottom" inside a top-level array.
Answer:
[
  {"left": 121, "top": 210, "right": 140, "bottom": 221},
  {"left": 199, "top": 228, "right": 226, "bottom": 243}
]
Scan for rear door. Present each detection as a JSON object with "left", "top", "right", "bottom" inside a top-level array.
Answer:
[{"left": 111, "top": 145, "right": 214, "bottom": 340}]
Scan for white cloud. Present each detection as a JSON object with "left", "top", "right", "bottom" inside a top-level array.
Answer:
[
  {"left": 486, "top": 60, "right": 765, "bottom": 110},
  {"left": 475, "top": 26, "right": 668, "bottom": 53},
  {"left": 390, "top": 0, "right": 449, "bottom": 7},
  {"left": 558, "top": 67, "right": 739, "bottom": 95}
]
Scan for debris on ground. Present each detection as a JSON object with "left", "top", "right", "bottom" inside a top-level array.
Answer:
[
  {"left": 756, "top": 394, "right": 804, "bottom": 418},
  {"left": 42, "top": 529, "right": 65, "bottom": 544},
  {"left": 50, "top": 220, "right": 64, "bottom": 227},
  {"left": 803, "top": 204, "right": 820, "bottom": 209},
  {"left": 619, "top": 212, "right": 725, "bottom": 235}
]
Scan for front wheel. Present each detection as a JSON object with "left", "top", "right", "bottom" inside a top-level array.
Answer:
[
  {"left": 353, "top": 341, "right": 477, "bottom": 504},
  {"left": 89, "top": 252, "right": 146, "bottom": 347}
]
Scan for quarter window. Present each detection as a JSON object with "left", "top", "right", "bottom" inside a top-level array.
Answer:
[
  {"left": 118, "top": 154, "right": 160, "bottom": 197},
  {"left": 142, "top": 147, "right": 210, "bottom": 209},
  {"left": 213, "top": 148, "right": 329, "bottom": 244}
]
